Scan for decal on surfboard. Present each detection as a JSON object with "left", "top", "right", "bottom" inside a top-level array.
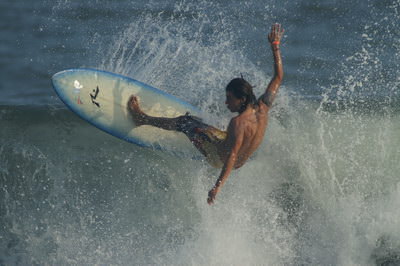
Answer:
[
  {"left": 90, "top": 86, "right": 100, "bottom": 107},
  {"left": 73, "top": 80, "right": 83, "bottom": 105}
]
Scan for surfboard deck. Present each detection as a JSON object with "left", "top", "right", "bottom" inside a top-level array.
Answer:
[{"left": 51, "top": 68, "right": 202, "bottom": 156}]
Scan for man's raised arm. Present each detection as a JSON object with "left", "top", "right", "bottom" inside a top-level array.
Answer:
[{"left": 260, "top": 24, "right": 284, "bottom": 108}]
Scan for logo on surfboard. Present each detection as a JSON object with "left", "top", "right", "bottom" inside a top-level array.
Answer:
[
  {"left": 90, "top": 86, "right": 100, "bottom": 108},
  {"left": 73, "top": 80, "right": 83, "bottom": 105}
]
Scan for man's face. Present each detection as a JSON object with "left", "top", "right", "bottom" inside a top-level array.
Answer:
[{"left": 225, "top": 91, "right": 243, "bottom": 113}]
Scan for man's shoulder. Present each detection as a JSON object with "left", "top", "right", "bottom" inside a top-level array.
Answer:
[
  {"left": 230, "top": 113, "right": 255, "bottom": 131},
  {"left": 229, "top": 116, "right": 241, "bottom": 127},
  {"left": 228, "top": 116, "right": 247, "bottom": 133}
]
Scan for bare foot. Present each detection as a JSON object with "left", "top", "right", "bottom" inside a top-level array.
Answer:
[{"left": 127, "top": 95, "right": 147, "bottom": 126}]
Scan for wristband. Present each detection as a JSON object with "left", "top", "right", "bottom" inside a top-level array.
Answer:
[{"left": 272, "top": 41, "right": 280, "bottom": 46}]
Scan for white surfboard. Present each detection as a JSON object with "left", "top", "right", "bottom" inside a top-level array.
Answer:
[{"left": 52, "top": 68, "right": 202, "bottom": 156}]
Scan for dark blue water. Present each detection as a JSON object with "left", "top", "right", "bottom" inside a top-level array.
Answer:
[
  {"left": 1, "top": 0, "right": 400, "bottom": 265},
  {"left": 2, "top": 0, "right": 398, "bottom": 105}
]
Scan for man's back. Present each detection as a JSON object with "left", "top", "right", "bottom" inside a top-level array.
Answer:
[{"left": 219, "top": 101, "right": 269, "bottom": 169}]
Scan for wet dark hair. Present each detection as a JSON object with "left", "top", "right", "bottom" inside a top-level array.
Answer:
[{"left": 225, "top": 77, "right": 257, "bottom": 112}]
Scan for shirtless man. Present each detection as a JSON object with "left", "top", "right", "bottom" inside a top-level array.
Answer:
[{"left": 128, "top": 24, "right": 284, "bottom": 204}]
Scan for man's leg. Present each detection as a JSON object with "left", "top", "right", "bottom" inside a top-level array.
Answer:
[
  {"left": 128, "top": 95, "right": 226, "bottom": 167},
  {"left": 128, "top": 95, "right": 181, "bottom": 131}
]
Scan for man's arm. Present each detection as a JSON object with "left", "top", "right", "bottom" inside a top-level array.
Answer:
[
  {"left": 207, "top": 119, "right": 244, "bottom": 205},
  {"left": 260, "top": 24, "right": 284, "bottom": 108}
]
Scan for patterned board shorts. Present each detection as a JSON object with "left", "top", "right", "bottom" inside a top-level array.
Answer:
[{"left": 176, "top": 114, "right": 227, "bottom": 168}]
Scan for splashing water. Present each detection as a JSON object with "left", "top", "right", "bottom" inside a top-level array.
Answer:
[{"left": 2, "top": 0, "right": 400, "bottom": 265}]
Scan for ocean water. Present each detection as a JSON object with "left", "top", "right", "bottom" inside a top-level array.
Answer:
[{"left": 1, "top": 0, "right": 400, "bottom": 265}]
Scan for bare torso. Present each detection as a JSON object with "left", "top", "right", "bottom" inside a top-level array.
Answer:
[{"left": 218, "top": 101, "right": 269, "bottom": 168}]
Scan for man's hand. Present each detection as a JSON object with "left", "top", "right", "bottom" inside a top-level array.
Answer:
[
  {"left": 268, "top": 23, "right": 284, "bottom": 44},
  {"left": 207, "top": 186, "right": 220, "bottom": 205}
]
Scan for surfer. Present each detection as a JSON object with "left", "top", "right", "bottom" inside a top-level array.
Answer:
[{"left": 128, "top": 23, "right": 284, "bottom": 205}]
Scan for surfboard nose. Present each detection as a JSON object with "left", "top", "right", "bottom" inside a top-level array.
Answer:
[
  {"left": 52, "top": 69, "right": 72, "bottom": 93},
  {"left": 52, "top": 69, "right": 93, "bottom": 99}
]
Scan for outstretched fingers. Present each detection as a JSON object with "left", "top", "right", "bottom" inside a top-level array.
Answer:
[{"left": 268, "top": 23, "right": 284, "bottom": 43}]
